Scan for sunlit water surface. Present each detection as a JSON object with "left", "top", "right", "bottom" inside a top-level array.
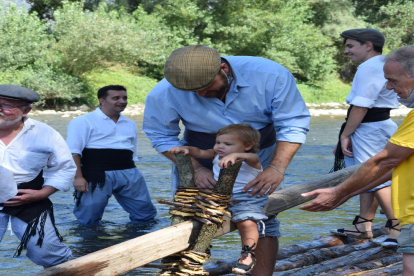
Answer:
[{"left": 0, "top": 113, "right": 405, "bottom": 275}]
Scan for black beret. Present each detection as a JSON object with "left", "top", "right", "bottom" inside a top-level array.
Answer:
[
  {"left": 0, "top": 85, "right": 40, "bottom": 103},
  {"left": 340, "top": 28, "right": 385, "bottom": 48}
]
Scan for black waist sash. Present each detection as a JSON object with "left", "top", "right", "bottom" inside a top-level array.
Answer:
[
  {"left": 184, "top": 123, "right": 276, "bottom": 170},
  {"left": 1, "top": 171, "right": 62, "bottom": 256},
  {"left": 331, "top": 105, "right": 392, "bottom": 172},
  {"left": 75, "top": 148, "right": 136, "bottom": 206},
  {"left": 81, "top": 148, "right": 136, "bottom": 184}
]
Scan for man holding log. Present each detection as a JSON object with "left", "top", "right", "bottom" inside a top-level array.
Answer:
[
  {"left": 0, "top": 85, "right": 75, "bottom": 267},
  {"left": 143, "top": 45, "right": 311, "bottom": 275},
  {"left": 301, "top": 45, "right": 414, "bottom": 276}
]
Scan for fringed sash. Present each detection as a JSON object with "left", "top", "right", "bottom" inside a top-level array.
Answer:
[{"left": 1, "top": 171, "right": 63, "bottom": 256}]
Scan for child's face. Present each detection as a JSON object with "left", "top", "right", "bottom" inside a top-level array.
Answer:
[{"left": 213, "top": 134, "right": 250, "bottom": 157}]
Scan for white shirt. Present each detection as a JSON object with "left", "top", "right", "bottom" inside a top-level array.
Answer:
[
  {"left": 0, "top": 117, "right": 76, "bottom": 191},
  {"left": 66, "top": 108, "right": 138, "bottom": 162},
  {"left": 346, "top": 55, "right": 399, "bottom": 109}
]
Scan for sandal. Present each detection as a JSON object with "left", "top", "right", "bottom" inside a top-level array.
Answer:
[
  {"left": 382, "top": 219, "right": 401, "bottom": 248},
  {"left": 330, "top": 215, "right": 373, "bottom": 239},
  {"left": 232, "top": 243, "right": 256, "bottom": 275}
]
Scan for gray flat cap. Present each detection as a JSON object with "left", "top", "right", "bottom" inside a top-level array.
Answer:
[
  {"left": 0, "top": 85, "right": 40, "bottom": 103},
  {"left": 340, "top": 28, "right": 385, "bottom": 48}
]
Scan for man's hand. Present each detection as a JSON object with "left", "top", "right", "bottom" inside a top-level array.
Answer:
[
  {"left": 73, "top": 177, "right": 89, "bottom": 192},
  {"left": 194, "top": 168, "right": 216, "bottom": 189},
  {"left": 243, "top": 167, "right": 284, "bottom": 197},
  {"left": 3, "top": 187, "right": 57, "bottom": 207},
  {"left": 340, "top": 135, "right": 353, "bottom": 158},
  {"left": 299, "top": 187, "right": 344, "bottom": 212}
]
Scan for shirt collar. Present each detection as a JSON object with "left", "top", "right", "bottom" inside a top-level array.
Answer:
[
  {"left": 95, "top": 107, "right": 126, "bottom": 122},
  {"left": 222, "top": 57, "right": 250, "bottom": 91}
]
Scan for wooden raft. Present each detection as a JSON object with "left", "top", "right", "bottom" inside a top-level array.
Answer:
[{"left": 32, "top": 164, "right": 363, "bottom": 276}]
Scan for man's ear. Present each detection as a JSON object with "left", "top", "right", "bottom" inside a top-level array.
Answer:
[
  {"left": 21, "top": 106, "right": 32, "bottom": 118},
  {"left": 365, "top": 41, "right": 374, "bottom": 52},
  {"left": 220, "top": 63, "right": 229, "bottom": 74}
]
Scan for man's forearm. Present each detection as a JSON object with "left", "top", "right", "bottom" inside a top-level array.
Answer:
[
  {"left": 334, "top": 152, "right": 393, "bottom": 197},
  {"left": 342, "top": 106, "right": 368, "bottom": 137},
  {"left": 269, "top": 141, "right": 301, "bottom": 172}
]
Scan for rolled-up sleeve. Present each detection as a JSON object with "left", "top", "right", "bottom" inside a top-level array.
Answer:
[{"left": 271, "top": 70, "right": 311, "bottom": 144}]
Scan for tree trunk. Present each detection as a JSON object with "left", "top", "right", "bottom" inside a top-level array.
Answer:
[{"left": 191, "top": 160, "right": 243, "bottom": 253}]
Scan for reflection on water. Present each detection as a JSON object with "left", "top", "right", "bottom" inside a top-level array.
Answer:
[{"left": 0, "top": 113, "right": 406, "bottom": 275}]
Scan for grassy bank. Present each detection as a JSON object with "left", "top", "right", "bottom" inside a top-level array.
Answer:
[{"left": 84, "top": 67, "right": 351, "bottom": 106}]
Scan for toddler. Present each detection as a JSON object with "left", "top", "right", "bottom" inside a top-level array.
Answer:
[{"left": 168, "top": 123, "right": 268, "bottom": 275}]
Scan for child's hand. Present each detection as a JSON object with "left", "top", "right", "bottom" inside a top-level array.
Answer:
[
  {"left": 218, "top": 153, "right": 239, "bottom": 168},
  {"left": 168, "top": 146, "right": 189, "bottom": 155}
]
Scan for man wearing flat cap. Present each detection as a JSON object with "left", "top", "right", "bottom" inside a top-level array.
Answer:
[
  {"left": 0, "top": 84, "right": 76, "bottom": 267},
  {"left": 329, "top": 28, "right": 400, "bottom": 246},
  {"left": 143, "top": 45, "right": 311, "bottom": 275}
]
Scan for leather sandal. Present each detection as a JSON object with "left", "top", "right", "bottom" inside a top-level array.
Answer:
[
  {"left": 330, "top": 215, "right": 373, "bottom": 239},
  {"left": 382, "top": 219, "right": 401, "bottom": 248},
  {"left": 232, "top": 243, "right": 256, "bottom": 275}
]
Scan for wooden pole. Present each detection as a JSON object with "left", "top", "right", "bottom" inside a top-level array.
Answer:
[
  {"left": 264, "top": 163, "right": 362, "bottom": 216},
  {"left": 32, "top": 164, "right": 362, "bottom": 275}
]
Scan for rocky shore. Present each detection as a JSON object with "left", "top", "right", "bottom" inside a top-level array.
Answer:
[{"left": 31, "top": 102, "right": 412, "bottom": 118}]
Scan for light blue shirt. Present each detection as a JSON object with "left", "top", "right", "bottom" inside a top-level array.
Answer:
[{"left": 143, "top": 56, "right": 311, "bottom": 154}]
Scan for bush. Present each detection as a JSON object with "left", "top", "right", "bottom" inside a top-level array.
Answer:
[{"left": 83, "top": 66, "right": 158, "bottom": 105}]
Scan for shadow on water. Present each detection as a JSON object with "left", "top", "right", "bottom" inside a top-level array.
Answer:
[{"left": 0, "top": 113, "right": 406, "bottom": 275}]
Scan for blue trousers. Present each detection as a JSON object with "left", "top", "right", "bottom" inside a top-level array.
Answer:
[
  {"left": 73, "top": 168, "right": 157, "bottom": 225},
  {"left": 0, "top": 212, "right": 72, "bottom": 266}
]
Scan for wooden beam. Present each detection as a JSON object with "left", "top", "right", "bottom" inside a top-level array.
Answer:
[
  {"left": 32, "top": 164, "right": 361, "bottom": 275},
  {"left": 264, "top": 163, "right": 361, "bottom": 216}
]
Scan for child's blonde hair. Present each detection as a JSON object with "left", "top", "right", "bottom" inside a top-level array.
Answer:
[{"left": 216, "top": 123, "right": 261, "bottom": 153}]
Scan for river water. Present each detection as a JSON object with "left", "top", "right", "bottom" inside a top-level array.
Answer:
[{"left": 0, "top": 113, "right": 405, "bottom": 275}]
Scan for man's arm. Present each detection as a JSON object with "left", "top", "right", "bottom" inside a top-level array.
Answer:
[
  {"left": 340, "top": 106, "right": 368, "bottom": 157},
  {"left": 3, "top": 186, "right": 57, "bottom": 207},
  {"left": 72, "top": 154, "right": 89, "bottom": 192},
  {"left": 300, "top": 142, "right": 414, "bottom": 212},
  {"left": 243, "top": 141, "right": 301, "bottom": 196}
]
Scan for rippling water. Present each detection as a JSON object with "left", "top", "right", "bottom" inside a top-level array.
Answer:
[{"left": 0, "top": 113, "right": 405, "bottom": 275}]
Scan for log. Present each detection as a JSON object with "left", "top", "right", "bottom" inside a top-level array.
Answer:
[
  {"left": 351, "top": 262, "right": 403, "bottom": 275},
  {"left": 274, "top": 246, "right": 398, "bottom": 275},
  {"left": 277, "top": 223, "right": 389, "bottom": 260},
  {"left": 264, "top": 163, "right": 362, "bottom": 216},
  {"left": 327, "top": 254, "right": 402, "bottom": 275},
  {"left": 33, "top": 163, "right": 362, "bottom": 275},
  {"left": 191, "top": 160, "right": 243, "bottom": 253}
]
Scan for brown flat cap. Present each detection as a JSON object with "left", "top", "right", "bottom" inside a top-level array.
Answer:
[
  {"left": 0, "top": 84, "right": 40, "bottom": 103},
  {"left": 340, "top": 28, "right": 385, "bottom": 48},
  {"left": 164, "top": 45, "right": 221, "bottom": 91}
]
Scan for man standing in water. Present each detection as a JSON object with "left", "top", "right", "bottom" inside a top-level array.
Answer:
[
  {"left": 0, "top": 84, "right": 75, "bottom": 267},
  {"left": 67, "top": 85, "right": 156, "bottom": 225},
  {"left": 301, "top": 45, "right": 414, "bottom": 276},
  {"left": 143, "top": 45, "right": 311, "bottom": 275},
  {"left": 329, "top": 29, "right": 400, "bottom": 246}
]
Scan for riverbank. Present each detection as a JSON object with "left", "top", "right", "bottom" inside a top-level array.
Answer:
[{"left": 30, "top": 103, "right": 412, "bottom": 117}]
